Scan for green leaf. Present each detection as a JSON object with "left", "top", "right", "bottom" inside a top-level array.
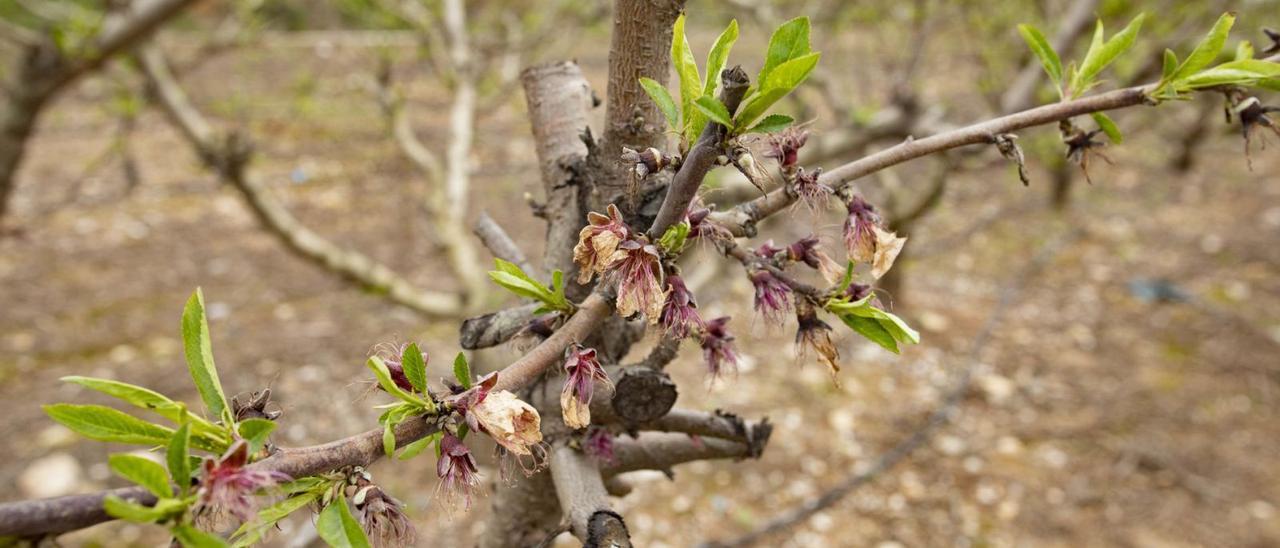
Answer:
[
  {"left": 401, "top": 343, "right": 427, "bottom": 393},
  {"left": 366, "top": 357, "right": 424, "bottom": 406},
  {"left": 847, "top": 306, "right": 921, "bottom": 346},
  {"left": 1091, "top": 112, "right": 1122, "bottom": 144},
  {"left": 45, "top": 403, "right": 174, "bottom": 446},
  {"left": 109, "top": 454, "right": 173, "bottom": 498},
  {"left": 638, "top": 77, "right": 679, "bottom": 130},
  {"left": 694, "top": 95, "right": 734, "bottom": 128},
  {"left": 181, "top": 289, "right": 231, "bottom": 423},
  {"left": 1179, "top": 64, "right": 1280, "bottom": 89},
  {"left": 704, "top": 19, "right": 740, "bottom": 95},
  {"left": 1172, "top": 12, "right": 1235, "bottom": 81},
  {"left": 735, "top": 52, "right": 821, "bottom": 129},
  {"left": 173, "top": 524, "right": 230, "bottom": 548},
  {"left": 1209, "top": 59, "right": 1280, "bottom": 77},
  {"left": 746, "top": 114, "right": 794, "bottom": 134},
  {"left": 839, "top": 314, "right": 900, "bottom": 354},
  {"left": 759, "top": 16, "right": 811, "bottom": 85},
  {"left": 103, "top": 494, "right": 168, "bottom": 523},
  {"left": 488, "top": 270, "right": 551, "bottom": 301},
  {"left": 232, "top": 492, "right": 322, "bottom": 547},
  {"left": 397, "top": 430, "right": 442, "bottom": 460},
  {"left": 658, "top": 221, "right": 690, "bottom": 254},
  {"left": 61, "top": 376, "right": 183, "bottom": 422},
  {"left": 453, "top": 352, "right": 472, "bottom": 389},
  {"left": 382, "top": 422, "right": 396, "bottom": 457},
  {"left": 1017, "top": 24, "right": 1063, "bottom": 86},
  {"left": 671, "top": 14, "right": 702, "bottom": 127},
  {"left": 316, "top": 500, "right": 372, "bottom": 548},
  {"left": 167, "top": 423, "right": 192, "bottom": 496},
  {"left": 1161, "top": 49, "right": 1178, "bottom": 81},
  {"left": 1236, "top": 40, "right": 1254, "bottom": 61},
  {"left": 1072, "top": 14, "right": 1146, "bottom": 96},
  {"left": 237, "top": 418, "right": 276, "bottom": 455}
]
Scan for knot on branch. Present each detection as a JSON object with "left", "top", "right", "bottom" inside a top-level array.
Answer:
[
  {"left": 585, "top": 510, "right": 631, "bottom": 548},
  {"left": 992, "top": 133, "right": 1030, "bottom": 186},
  {"left": 610, "top": 366, "right": 678, "bottom": 423}
]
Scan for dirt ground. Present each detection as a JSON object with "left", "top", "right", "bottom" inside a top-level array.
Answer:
[{"left": 2, "top": 23, "right": 1279, "bottom": 548}]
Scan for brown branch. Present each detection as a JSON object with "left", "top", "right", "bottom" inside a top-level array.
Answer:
[
  {"left": 638, "top": 409, "right": 771, "bottom": 453},
  {"left": 647, "top": 66, "right": 751, "bottom": 238},
  {"left": 474, "top": 211, "right": 542, "bottom": 280},
  {"left": 603, "top": 432, "right": 761, "bottom": 476},
  {"left": 136, "top": 46, "right": 464, "bottom": 317},
  {"left": 459, "top": 303, "right": 541, "bottom": 350},
  {"left": 550, "top": 443, "right": 632, "bottom": 546},
  {"left": 710, "top": 85, "right": 1155, "bottom": 236}
]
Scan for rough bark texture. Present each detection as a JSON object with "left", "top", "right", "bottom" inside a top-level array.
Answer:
[
  {"left": 597, "top": 0, "right": 685, "bottom": 209},
  {"left": 521, "top": 61, "right": 596, "bottom": 281},
  {"left": 610, "top": 366, "right": 679, "bottom": 423},
  {"left": 551, "top": 443, "right": 632, "bottom": 546}
]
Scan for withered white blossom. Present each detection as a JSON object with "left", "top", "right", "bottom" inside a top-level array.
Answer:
[
  {"left": 560, "top": 345, "right": 611, "bottom": 429},
  {"left": 610, "top": 240, "right": 667, "bottom": 323},
  {"left": 796, "top": 305, "right": 841, "bottom": 386},
  {"left": 469, "top": 390, "right": 543, "bottom": 456},
  {"left": 843, "top": 196, "right": 907, "bottom": 279},
  {"left": 572, "top": 204, "right": 630, "bottom": 284}
]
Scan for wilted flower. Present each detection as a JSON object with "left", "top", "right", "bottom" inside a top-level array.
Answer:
[
  {"left": 754, "top": 240, "right": 785, "bottom": 259},
  {"left": 1232, "top": 96, "right": 1280, "bottom": 170},
  {"left": 699, "top": 316, "right": 739, "bottom": 379},
  {"left": 686, "top": 204, "right": 734, "bottom": 242},
  {"left": 351, "top": 474, "right": 415, "bottom": 547},
  {"left": 443, "top": 371, "right": 498, "bottom": 420},
  {"left": 843, "top": 196, "right": 906, "bottom": 279},
  {"left": 573, "top": 204, "right": 630, "bottom": 284},
  {"left": 660, "top": 274, "right": 703, "bottom": 338},
  {"left": 792, "top": 167, "right": 831, "bottom": 211},
  {"left": 195, "top": 440, "right": 289, "bottom": 524},
  {"left": 1063, "top": 128, "right": 1112, "bottom": 184},
  {"left": 796, "top": 304, "right": 841, "bottom": 385},
  {"left": 786, "top": 236, "right": 844, "bottom": 284},
  {"left": 436, "top": 432, "right": 480, "bottom": 510},
  {"left": 467, "top": 390, "right": 543, "bottom": 456},
  {"left": 845, "top": 282, "right": 873, "bottom": 302},
  {"left": 583, "top": 426, "right": 616, "bottom": 465},
  {"left": 610, "top": 240, "right": 667, "bottom": 323},
  {"left": 750, "top": 270, "right": 792, "bottom": 323},
  {"left": 763, "top": 126, "right": 809, "bottom": 172},
  {"left": 371, "top": 342, "right": 429, "bottom": 393},
  {"left": 561, "top": 345, "right": 612, "bottom": 429}
]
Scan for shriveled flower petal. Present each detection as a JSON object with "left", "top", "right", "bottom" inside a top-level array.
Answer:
[
  {"left": 750, "top": 270, "right": 792, "bottom": 323},
  {"left": 352, "top": 477, "right": 415, "bottom": 547},
  {"left": 195, "top": 440, "right": 290, "bottom": 526},
  {"left": 471, "top": 390, "right": 543, "bottom": 456},
  {"left": 660, "top": 275, "right": 703, "bottom": 339},
  {"left": 560, "top": 345, "right": 611, "bottom": 429},
  {"left": 870, "top": 227, "right": 907, "bottom": 279},
  {"left": 573, "top": 204, "right": 630, "bottom": 284},
  {"left": 436, "top": 433, "right": 480, "bottom": 510},
  {"left": 561, "top": 389, "right": 592, "bottom": 430},
  {"left": 843, "top": 196, "right": 881, "bottom": 264},
  {"left": 699, "top": 316, "right": 739, "bottom": 379},
  {"left": 611, "top": 240, "right": 667, "bottom": 323},
  {"left": 797, "top": 307, "right": 841, "bottom": 386}
]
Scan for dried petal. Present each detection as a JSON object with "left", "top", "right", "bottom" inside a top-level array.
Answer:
[
  {"left": 870, "top": 227, "right": 907, "bottom": 279},
  {"left": 470, "top": 390, "right": 543, "bottom": 456}
]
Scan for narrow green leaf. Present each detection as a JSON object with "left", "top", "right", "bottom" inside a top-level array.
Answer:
[
  {"left": 638, "top": 77, "right": 679, "bottom": 130},
  {"left": 397, "top": 431, "right": 441, "bottom": 461},
  {"left": 1209, "top": 58, "right": 1280, "bottom": 77},
  {"left": 1091, "top": 112, "right": 1123, "bottom": 144},
  {"left": 365, "top": 357, "right": 421, "bottom": 405},
  {"left": 1172, "top": 12, "right": 1235, "bottom": 81},
  {"left": 671, "top": 14, "right": 702, "bottom": 125},
  {"left": 1236, "top": 40, "right": 1254, "bottom": 61},
  {"left": 1162, "top": 49, "right": 1178, "bottom": 81},
  {"left": 453, "top": 352, "right": 472, "bottom": 389},
  {"left": 61, "top": 376, "right": 182, "bottom": 422},
  {"left": 45, "top": 404, "right": 174, "bottom": 446},
  {"left": 109, "top": 454, "right": 173, "bottom": 498},
  {"left": 401, "top": 343, "right": 427, "bottom": 393},
  {"left": 658, "top": 221, "right": 690, "bottom": 254},
  {"left": 1073, "top": 14, "right": 1146, "bottom": 96},
  {"left": 1017, "top": 24, "right": 1063, "bottom": 85},
  {"left": 735, "top": 52, "right": 821, "bottom": 128},
  {"left": 103, "top": 494, "right": 167, "bottom": 523},
  {"left": 382, "top": 422, "right": 396, "bottom": 457},
  {"left": 181, "top": 289, "right": 230, "bottom": 422},
  {"left": 759, "top": 16, "right": 811, "bottom": 85},
  {"left": 704, "top": 19, "right": 740, "bottom": 95},
  {"left": 232, "top": 492, "right": 322, "bottom": 547},
  {"left": 1180, "top": 66, "right": 1278, "bottom": 89},
  {"left": 488, "top": 271, "right": 552, "bottom": 302},
  {"left": 167, "top": 423, "right": 192, "bottom": 496},
  {"left": 746, "top": 114, "right": 794, "bottom": 134},
  {"left": 839, "top": 314, "right": 900, "bottom": 354},
  {"left": 316, "top": 500, "right": 372, "bottom": 548},
  {"left": 173, "top": 524, "right": 230, "bottom": 548},
  {"left": 237, "top": 418, "right": 276, "bottom": 455},
  {"left": 694, "top": 95, "right": 734, "bottom": 128}
]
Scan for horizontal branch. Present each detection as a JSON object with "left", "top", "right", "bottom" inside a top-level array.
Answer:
[
  {"left": 709, "top": 85, "right": 1152, "bottom": 235},
  {"left": 604, "top": 432, "right": 761, "bottom": 476}
]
